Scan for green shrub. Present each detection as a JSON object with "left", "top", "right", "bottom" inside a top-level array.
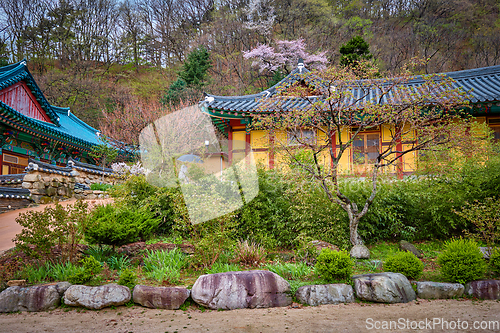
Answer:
[
  {"left": 118, "top": 268, "right": 137, "bottom": 290},
  {"left": 455, "top": 198, "right": 500, "bottom": 248},
  {"left": 68, "top": 256, "right": 102, "bottom": 284},
  {"left": 84, "top": 245, "right": 115, "bottom": 263},
  {"left": 85, "top": 204, "right": 161, "bottom": 248},
  {"left": 90, "top": 183, "right": 113, "bottom": 191},
  {"left": 490, "top": 247, "right": 500, "bottom": 276},
  {"left": 14, "top": 201, "right": 89, "bottom": 261},
  {"left": 20, "top": 264, "right": 50, "bottom": 284},
  {"left": 265, "top": 262, "right": 313, "bottom": 280},
  {"left": 437, "top": 238, "right": 487, "bottom": 284},
  {"left": 314, "top": 249, "right": 353, "bottom": 282},
  {"left": 384, "top": 251, "right": 423, "bottom": 280}
]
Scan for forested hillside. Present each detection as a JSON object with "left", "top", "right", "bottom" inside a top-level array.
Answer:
[{"left": 1, "top": 0, "right": 499, "bottom": 129}]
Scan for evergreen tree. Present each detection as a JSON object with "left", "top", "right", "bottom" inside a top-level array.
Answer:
[
  {"left": 339, "top": 36, "right": 372, "bottom": 67},
  {"left": 178, "top": 46, "right": 212, "bottom": 88}
]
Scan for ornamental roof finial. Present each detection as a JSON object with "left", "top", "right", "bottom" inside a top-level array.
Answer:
[{"left": 297, "top": 58, "right": 305, "bottom": 73}]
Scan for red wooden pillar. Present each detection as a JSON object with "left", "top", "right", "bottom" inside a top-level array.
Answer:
[
  {"left": 395, "top": 125, "right": 403, "bottom": 179},
  {"left": 228, "top": 126, "right": 233, "bottom": 165},
  {"left": 269, "top": 130, "right": 275, "bottom": 169},
  {"left": 245, "top": 127, "right": 251, "bottom": 165}
]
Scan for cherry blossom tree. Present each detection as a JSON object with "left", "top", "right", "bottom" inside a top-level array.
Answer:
[{"left": 243, "top": 38, "right": 328, "bottom": 74}]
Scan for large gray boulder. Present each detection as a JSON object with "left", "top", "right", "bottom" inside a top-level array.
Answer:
[
  {"left": 191, "top": 270, "right": 292, "bottom": 310},
  {"left": 0, "top": 282, "right": 70, "bottom": 312},
  {"left": 352, "top": 272, "right": 416, "bottom": 303},
  {"left": 416, "top": 281, "right": 464, "bottom": 299},
  {"left": 350, "top": 245, "right": 370, "bottom": 259},
  {"left": 400, "top": 240, "right": 423, "bottom": 258},
  {"left": 63, "top": 284, "right": 131, "bottom": 309},
  {"left": 465, "top": 280, "right": 500, "bottom": 300},
  {"left": 133, "top": 285, "right": 190, "bottom": 309},
  {"left": 295, "top": 284, "right": 354, "bottom": 306}
]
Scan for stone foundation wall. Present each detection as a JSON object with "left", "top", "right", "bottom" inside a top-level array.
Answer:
[{"left": 21, "top": 164, "right": 119, "bottom": 204}]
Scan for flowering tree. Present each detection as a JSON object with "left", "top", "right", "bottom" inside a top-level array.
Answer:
[
  {"left": 254, "top": 61, "right": 471, "bottom": 246},
  {"left": 243, "top": 39, "right": 328, "bottom": 74}
]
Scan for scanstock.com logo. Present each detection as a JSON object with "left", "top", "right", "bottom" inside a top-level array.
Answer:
[{"left": 139, "top": 105, "right": 259, "bottom": 224}]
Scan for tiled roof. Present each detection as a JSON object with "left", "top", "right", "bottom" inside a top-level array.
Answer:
[
  {"left": 0, "top": 60, "right": 102, "bottom": 150},
  {"left": 0, "top": 186, "right": 31, "bottom": 199},
  {"left": 201, "top": 63, "right": 500, "bottom": 115}
]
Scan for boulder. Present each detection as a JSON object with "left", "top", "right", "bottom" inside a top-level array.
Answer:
[
  {"left": 7, "top": 280, "right": 27, "bottom": 287},
  {"left": 479, "top": 247, "right": 492, "bottom": 260},
  {"left": 295, "top": 284, "right": 354, "bottom": 306},
  {"left": 350, "top": 245, "right": 370, "bottom": 259},
  {"left": 191, "top": 270, "right": 291, "bottom": 310},
  {"left": 133, "top": 285, "right": 190, "bottom": 309},
  {"left": 465, "top": 280, "right": 500, "bottom": 300},
  {"left": 0, "top": 282, "right": 70, "bottom": 312},
  {"left": 416, "top": 281, "right": 464, "bottom": 299},
  {"left": 310, "top": 240, "right": 339, "bottom": 253},
  {"left": 400, "top": 240, "right": 423, "bottom": 258},
  {"left": 63, "top": 284, "right": 131, "bottom": 309},
  {"left": 352, "top": 272, "right": 416, "bottom": 303}
]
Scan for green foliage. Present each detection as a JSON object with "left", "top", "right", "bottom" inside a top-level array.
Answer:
[
  {"left": 178, "top": 46, "right": 212, "bottom": 88},
  {"left": 68, "top": 256, "right": 102, "bottom": 284},
  {"left": 294, "top": 238, "right": 320, "bottom": 265},
  {"left": 107, "top": 255, "right": 131, "bottom": 271},
  {"left": 339, "top": 35, "right": 372, "bottom": 67},
  {"left": 384, "top": 251, "right": 423, "bottom": 280},
  {"left": 118, "top": 268, "right": 137, "bottom": 290},
  {"left": 315, "top": 249, "right": 353, "bottom": 282},
  {"left": 456, "top": 198, "right": 500, "bottom": 248},
  {"left": 89, "top": 136, "right": 118, "bottom": 169},
  {"left": 205, "top": 262, "right": 242, "bottom": 274},
  {"left": 437, "top": 238, "right": 487, "bottom": 284},
  {"left": 84, "top": 245, "right": 115, "bottom": 263},
  {"left": 489, "top": 247, "right": 500, "bottom": 276},
  {"left": 85, "top": 204, "right": 161, "bottom": 247},
  {"left": 161, "top": 77, "right": 187, "bottom": 105},
  {"left": 14, "top": 201, "right": 89, "bottom": 261},
  {"left": 265, "top": 262, "right": 313, "bottom": 280},
  {"left": 191, "top": 214, "right": 238, "bottom": 268},
  {"left": 19, "top": 264, "right": 50, "bottom": 284},
  {"left": 143, "top": 248, "right": 187, "bottom": 284},
  {"left": 49, "top": 261, "right": 85, "bottom": 281},
  {"left": 90, "top": 183, "right": 113, "bottom": 191}
]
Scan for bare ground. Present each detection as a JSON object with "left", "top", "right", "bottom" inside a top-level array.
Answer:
[{"left": 1, "top": 299, "right": 500, "bottom": 333}]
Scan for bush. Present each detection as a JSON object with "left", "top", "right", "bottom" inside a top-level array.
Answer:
[
  {"left": 314, "top": 249, "right": 353, "bottom": 282},
  {"left": 384, "top": 251, "right": 423, "bottom": 280},
  {"left": 234, "top": 240, "right": 266, "bottom": 266},
  {"left": 455, "top": 198, "right": 500, "bottom": 248},
  {"left": 14, "top": 201, "right": 89, "bottom": 261},
  {"left": 68, "top": 256, "right": 102, "bottom": 285},
  {"left": 490, "top": 247, "right": 500, "bottom": 276},
  {"left": 437, "top": 238, "right": 487, "bottom": 284},
  {"left": 118, "top": 268, "right": 137, "bottom": 290},
  {"left": 85, "top": 204, "right": 161, "bottom": 248}
]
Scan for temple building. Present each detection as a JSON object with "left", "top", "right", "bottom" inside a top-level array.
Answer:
[
  {"left": 200, "top": 61, "right": 500, "bottom": 176},
  {"left": 0, "top": 60, "right": 105, "bottom": 175}
]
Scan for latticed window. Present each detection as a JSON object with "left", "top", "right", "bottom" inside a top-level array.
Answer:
[
  {"left": 352, "top": 133, "right": 380, "bottom": 165},
  {"left": 287, "top": 129, "right": 315, "bottom": 146}
]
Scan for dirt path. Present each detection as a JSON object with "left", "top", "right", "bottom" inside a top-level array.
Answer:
[
  {"left": 0, "top": 199, "right": 113, "bottom": 253},
  {"left": 0, "top": 299, "right": 499, "bottom": 333}
]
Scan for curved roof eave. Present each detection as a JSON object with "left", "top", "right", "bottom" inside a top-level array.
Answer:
[{"left": 0, "top": 59, "right": 60, "bottom": 125}]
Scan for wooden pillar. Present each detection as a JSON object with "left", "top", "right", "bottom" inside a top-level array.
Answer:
[
  {"left": 395, "top": 125, "right": 403, "bottom": 179},
  {"left": 228, "top": 126, "right": 233, "bottom": 165},
  {"left": 269, "top": 130, "right": 275, "bottom": 169},
  {"left": 245, "top": 127, "right": 251, "bottom": 165}
]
